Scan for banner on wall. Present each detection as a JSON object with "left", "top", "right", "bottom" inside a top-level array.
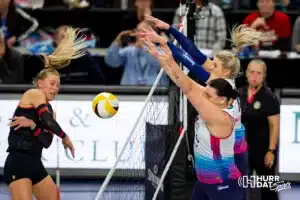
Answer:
[
  {"left": 0, "top": 96, "right": 169, "bottom": 170},
  {"left": 279, "top": 104, "right": 300, "bottom": 174}
]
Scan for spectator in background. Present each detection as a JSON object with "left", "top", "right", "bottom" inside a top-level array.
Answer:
[
  {"left": 243, "top": 0, "right": 291, "bottom": 51},
  {"left": 0, "top": 28, "right": 24, "bottom": 84},
  {"left": 120, "top": 0, "right": 152, "bottom": 31},
  {"left": 173, "top": 0, "right": 227, "bottom": 55},
  {"left": 239, "top": 59, "right": 279, "bottom": 200},
  {"left": 292, "top": 16, "right": 300, "bottom": 52},
  {"left": 0, "top": 0, "right": 38, "bottom": 47},
  {"left": 51, "top": 25, "right": 105, "bottom": 84},
  {"left": 63, "top": 0, "right": 90, "bottom": 9},
  {"left": 105, "top": 22, "right": 169, "bottom": 86},
  {"left": 287, "top": 0, "right": 300, "bottom": 8},
  {"left": 276, "top": 0, "right": 290, "bottom": 8},
  {"left": 248, "top": 0, "right": 292, "bottom": 9}
]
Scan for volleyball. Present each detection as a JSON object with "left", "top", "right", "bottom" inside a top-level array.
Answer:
[{"left": 92, "top": 92, "right": 119, "bottom": 119}]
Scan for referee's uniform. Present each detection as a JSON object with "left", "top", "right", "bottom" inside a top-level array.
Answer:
[{"left": 239, "top": 84, "right": 280, "bottom": 200}]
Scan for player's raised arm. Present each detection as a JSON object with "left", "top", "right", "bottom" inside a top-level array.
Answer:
[{"left": 144, "top": 15, "right": 214, "bottom": 72}]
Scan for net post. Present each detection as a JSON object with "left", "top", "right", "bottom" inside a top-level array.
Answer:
[{"left": 185, "top": 0, "right": 197, "bottom": 171}]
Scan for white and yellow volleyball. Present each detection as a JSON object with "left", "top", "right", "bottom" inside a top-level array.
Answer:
[{"left": 92, "top": 92, "right": 119, "bottom": 119}]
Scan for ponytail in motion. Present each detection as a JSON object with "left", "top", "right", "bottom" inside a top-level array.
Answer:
[
  {"left": 43, "top": 27, "right": 87, "bottom": 69},
  {"left": 216, "top": 25, "right": 266, "bottom": 79}
]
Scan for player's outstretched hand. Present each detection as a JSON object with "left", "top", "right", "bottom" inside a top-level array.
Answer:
[
  {"left": 62, "top": 135, "right": 75, "bottom": 158},
  {"left": 144, "top": 15, "right": 170, "bottom": 30},
  {"left": 137, "top": 26, "right": 167, "bottom": 45},
  {"left": 140, "top": 37, "right": 174, "bottom": 69}
]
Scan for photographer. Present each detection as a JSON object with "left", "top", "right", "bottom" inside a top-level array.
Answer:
[{"left": 104, "top": 22, "right": 169, "bottom": 86}]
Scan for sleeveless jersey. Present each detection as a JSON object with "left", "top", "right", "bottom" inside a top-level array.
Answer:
[
  {"left": 192, "top": 79, "right": 247, "bottom": 185},
  {"left": 194, "top": 106, "right": 243, "bottom": 184},
  {"left": 225, "top": 79, "right": 247, "bottom": 154},
  {"left": 7, "top": 104, "right": 54, "bottom": 157}
]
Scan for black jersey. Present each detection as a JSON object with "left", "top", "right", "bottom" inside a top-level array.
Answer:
[
  {"left": 7, "top": 104, "right": 54, "bottom": 157},
  {"left": 239, "top": 85, "right": 280, "bottom": 154}
]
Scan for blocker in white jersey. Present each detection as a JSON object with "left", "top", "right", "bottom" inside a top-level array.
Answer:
[
  {"left": 225, "top": 79, "right": 247, "bottom": 155},
  {"left": 226, "top": 79, "right": 242, "bottom": 129},
  {"left": 194, "top": 106, "right": 242, "bottom": 184}
]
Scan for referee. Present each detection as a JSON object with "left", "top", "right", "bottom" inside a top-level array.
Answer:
[{"left": 239, "top": 59, "right": 280, "bottom": 200}]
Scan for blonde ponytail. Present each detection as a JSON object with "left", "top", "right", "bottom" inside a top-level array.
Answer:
[
  {"left": 44, "top": 27, "right": 87, "bottom": 69},
  {"left": 230, "top": 24, "right": 266, "bottom": 54},
  {"left": 215, "top": 24, "right": 266, "bottom": 79}
]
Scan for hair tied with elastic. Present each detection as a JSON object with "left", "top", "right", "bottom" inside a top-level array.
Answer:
[
  {"left": 231, "top": 89, "right": 239, "bottom": 99},
  {"left": 230, "top": 44, "right": 239, "bottom": 57}
]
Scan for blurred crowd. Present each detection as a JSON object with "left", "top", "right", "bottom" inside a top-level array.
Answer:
[
  {"left": 0, "top": 0, "right": 300, "bottom": 86},
  {"left": 39, "top": 0, "right": 300, "bottom": 10}
]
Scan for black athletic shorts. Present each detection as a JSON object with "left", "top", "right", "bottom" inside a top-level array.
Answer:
[{"left": 3, "top": 151, "right": 48, "bottom": 186}]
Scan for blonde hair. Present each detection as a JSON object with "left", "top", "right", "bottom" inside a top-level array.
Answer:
[
  {"left": 55, "top": 25, "right": 69, "bottom": 35},
  {"left": 43, "top": 26, "right": 87, "bottom": 69},
  {"left": 32, "top": 68, "right": 60, "bottom": 86},
  {"left": 216, "top": 24, "right": 266, "bottom": 79}
]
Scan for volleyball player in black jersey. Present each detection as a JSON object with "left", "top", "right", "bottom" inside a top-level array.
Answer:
[{"left": 3, "top": 27, "right": 87, "bottom": 200}]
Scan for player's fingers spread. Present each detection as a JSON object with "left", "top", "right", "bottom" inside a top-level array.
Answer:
[
  {"left": 143, "top": 39, "right": 154, "bottom": 50},
  {"left": 144, "top": 15, "right": 154, "bottom": 21},
  {"left": 141, "top": 39, "right": 157, "bottom": 56},
  {"left": 14, "top": 125, "right": 22, "bottom": 130},
  {"left": 9, "top": 120, "right": 19, "bottom": 127},
  {"left": 9, "top": 116, "right": 18, "bottom": 121},
  {"left": 160, "top": 43, "right": 171, "bottom": 54},
  {"left": 140, "top": 27, "right": 150, "bottom": 33},
  {"left": 146, "top": 47, "right": 157, "bottom": 57},
  {"left": 158, "top": 45, "right": 168, "bottom": 55},
  {"left": 146, "top": 16, "right": 159, "bottom": 24},
  {"left": 140, "top": 38, "right": 148, "bottom": 47},
  {"left": 145, "top": 39, "right": 156, "bottom": 50},
  {"left": 137, "top": 29, "right": 148, "bottom": 37}
]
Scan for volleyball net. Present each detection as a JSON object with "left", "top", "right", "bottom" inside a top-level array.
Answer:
[{"left": 92, "top": 4, "right": 198, "bottom": 199}]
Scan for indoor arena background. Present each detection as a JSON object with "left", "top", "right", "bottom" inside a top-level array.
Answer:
[{"left": 1, "top": 0, "right": 300, "bottom": 200}]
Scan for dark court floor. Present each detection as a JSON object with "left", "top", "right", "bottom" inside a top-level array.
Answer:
[
  {"left": 0, "top": 181, "right": 299, "bottom": 200},
  {"left": 0, "top": 181, "right": 145, "bottom": 200}
]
